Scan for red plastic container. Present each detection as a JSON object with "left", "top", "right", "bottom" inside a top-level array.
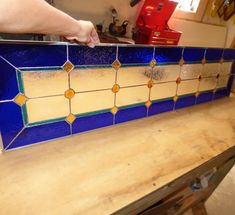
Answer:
[{"left": 134, "top": 0, "right": 182, "bottom": 45}]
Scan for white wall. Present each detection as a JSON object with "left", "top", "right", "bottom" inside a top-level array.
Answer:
[
  {"left": 225, "top": 15, "right": 235, "bottom": 48},
  {"left": 169, "top": 18, "right": 227, "bottom": 47},
  {"left": 54, "top": 0, "right": 229, "bottom": 48}
]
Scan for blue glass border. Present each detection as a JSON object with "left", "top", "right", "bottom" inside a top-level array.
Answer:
[
  {"left": 154, "top": 47, "right": 183, "bottom": 63},
  {"left": 0, "top": 44, "right": 67, "bottom": 67},
  {"left": 205, "top": 48, "right": 223, "bottom": 62},
  {"left": 115, "top": 105, "right": 147, "bottom": 124},
  {"left": 0, "top": 102, "right": 24, "bottom": 149},
  {"left": 175, "top": 95, "right": 196, "bottom": 110},
  {"left": 0, "top": 57, "right": 19, "bottom": 101},
  {"left": 196, "top": 91, "right": 213, "bottom": 104},
  {"left": 6, "top": 121, "right": 70, "bottom": 150},
  {"left": 214, "top": 88, "right": 229, "bottom": 100},
  {"left": 148, "top": 99, "right": 174, "bottom": 116},
  {"left": 72, "top": 111, "right": 113, "bottom": 134},
  {"left": 223, "top": 49, "right": 235, "bottom": 61},
  {"left": 183, "top": 47, "right": 205, "bottom": 63},
  {"left": 118, "top": 46, "right": 154, "bottom": 65},
  {"left": 69, "top": 45, "right": 116, "bottom": 66}
]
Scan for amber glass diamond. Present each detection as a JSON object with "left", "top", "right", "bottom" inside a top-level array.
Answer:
[
  {"left": 65, "top": 88, "right": 75, "bottom": 99},
  {"left": 198, "top": 75, "right": 202, "bottom": 81},
  {"left": 111, "top": 106, "right": 119, "bottom": 115},
  {"left": 201, "top": 58, "right": 206, "bottom": 65},
  {"left": 112, "top": 59, "right": 121, "bottom": 70},
  {"left": 176, "top": 77, "right": 181, "bottom": 85},
  {"left": 179, "top": 58, "right": 185, "bottom": 66},
  {"left": 63, "top": 61, "right": 74, "bottom": 73},
  {"left": 112, "top": 84, "right": 120, "bottom": 93},
  {"left": 173, "top": 95, "right": 178, "bottom": 102},
  {"left": 147, "top": 80, "right": 154, "bottom": 88},
  {"left": 145, "top": 100, "right": 152, "bottom": 108},
  {"left": 149, "top": 59, "right": 157, "bottom": 68},
  {"left": 66, "top": 113, "right": 76, "bottom": 124},
  {"left": 14, "top": 94, "right": 27, "bottom": 106}
]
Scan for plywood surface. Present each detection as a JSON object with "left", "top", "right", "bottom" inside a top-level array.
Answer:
[{"left": 0, "top": 96, "right": 235, "bottom": 215}]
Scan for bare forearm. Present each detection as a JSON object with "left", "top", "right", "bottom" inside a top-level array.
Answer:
[{"left": 0, "top": 0, "right": 80, "bottom": 37}]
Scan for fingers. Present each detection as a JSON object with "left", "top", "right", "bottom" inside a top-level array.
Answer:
[
  {"left": 91, "top": 28, "right": 100, "bottom": 44},
  {"left": 64, "top": 21, "right": 100, "bottom": 48},
  {"left": 87, "top": 28, "right": 100, "bottom": 48}
]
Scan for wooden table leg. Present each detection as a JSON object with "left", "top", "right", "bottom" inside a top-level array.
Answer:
[{"left": 192, "top": 202, "right": 207, "bottom": 215}]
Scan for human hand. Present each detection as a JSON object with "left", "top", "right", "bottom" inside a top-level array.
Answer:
[{"left": 65, "top": 20, "right": 100, "bottom": 48}]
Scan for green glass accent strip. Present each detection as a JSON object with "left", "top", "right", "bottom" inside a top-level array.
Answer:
[
  {"left": 27, "top": 116, "right": 67, "bottom": 127},
  {"left": 74, "top": 65, "right": 112, "bottom": 69},
  {"left": 17, "top": 70, "right": 24, "bottom": 93},
  {"left": 178, "top": 93, "right": 196, "bottom": 99},
  {"left": 200, "top": 89, "right": 214, "bottom": 94},
  {"left": 118, "top": 102, "right": 146, "bottom": 110},
  {"left": 75, "top": 108, "right": 111, "bottom": 118},
  {"left": 152, "top": 97, "right": 174, "bottom": 104},
  {"left": 20, "top": 66, "right": 62, "bottom": 72},
  {"left": 22, "top": 104, "right": 29, "bottom": 125}
]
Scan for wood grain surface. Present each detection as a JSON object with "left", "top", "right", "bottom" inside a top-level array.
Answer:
[{"left": 0, "top": 96, "right": 235, "bottom": 215}]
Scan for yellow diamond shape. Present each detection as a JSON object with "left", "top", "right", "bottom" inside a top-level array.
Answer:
[
  {"left": 112, "top": 59, "right": 121, "bottom": 70},
  {"left": 63, "top": 61, "right": 74, "bottom": 73},
  {"left": 65, "top": 88, "right": 75, "bottom": 99},
  {"left": 111, "top": 106, "right": 119, "bottom": 115},
  {"left": 14, "top": 94, "right": 27, "bottom": 106},
  {"left": 201, "top": 58, "right": 206, "bottom": 65},
  {"left": 176, "top": 77, "right": 181, "bottom": 85},
  {"left": 145, "top": 100, "right": 152, "bottom": 108},
  {"left": 179, "top": 58, "right": 185, "bottom": 66},
  {"left": 66, "top": 113, "right": 76, "bottom": 124},
  {"left": 195, "top": 91, "right": 200, "bottom": 97},
  {"left": 198, "top": 75, "right": 202, "bottom": 81},
  {"left": 173, "top": 95, "right": 178, "bottom": 102},
  {"left": 149, "top": 59, "right": 157, "bottom": 68},
  {"left": 112, "top": 84, "right": 120, "bottom": 93},
  {"left": 147, "top": 80, "right": 154, "bottom": 88}
]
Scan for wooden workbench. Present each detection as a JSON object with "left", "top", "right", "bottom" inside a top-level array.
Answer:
[{"left": 0, "top": 96, "right": 235, "bottom": 215}]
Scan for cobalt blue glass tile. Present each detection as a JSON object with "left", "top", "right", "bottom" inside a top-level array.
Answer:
[
  {"left": 175, "top": 95, "right": 196, "bottom": 110},
  {"left": 183, "top": 48, "right": 205, "bottom": 62},
  {"left": 118, "top": 46, "right": 153, "bottom": 64},
  {"left": 72, "top": 112, "right": 113, "bottom": 134},
  {"left": 223, "top": 49, "right": 235, "bottom": 61},
  {"left": 115, "top": 105, "right": 147, "bottom": 124},
  {"left": 148, "top": 99, "right": 174, "bottom": 116},
  {"left": 227, "top": 75, "right": 234, "bottom": 92},
  {"left": 231, "top": 62, "right": 235, "bottom": 74},
  {"left": 155, "top": 47, "right": 183, "bottom": 63},
  {"left": 6, "top": 121, "right": 70, "bottom": 150},
  {"left": 214, "top": 88, "right": 229, "bottom": 100},
  {"left": 69, "top": 45, "right": 116, "bottom": 66},
  {"left": 0, "top": 102, "right": 24, "bottom": 149},
  {"left": 0, "top": 44, "right": 66, "bottom": 67},
  {"left": 0, "top": 58, "right": 18, "bottom": 101},
  {"left": 205, "top": 48, "right": 223, "bottom": 61},
  {"left": 196, "top": 91, "right": 213, "bottom": 104}
]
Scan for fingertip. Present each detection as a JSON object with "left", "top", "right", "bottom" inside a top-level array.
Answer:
[{"left": 87, "top": 43, "right": 95, "bottom": 48}]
